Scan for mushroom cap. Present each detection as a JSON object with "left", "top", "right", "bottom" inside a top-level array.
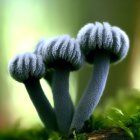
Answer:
[
  {"left": 41, "top": 35, "right": 84, "bottom": 70},
  {"left": 34, "top": 38, "right": 46, "bottom": 55},
  {"left": 77, "top": 22, "right": 129, "bottom": 64},
  {"left": 9, "top": 53, "right": 46, "bottom": 82}
]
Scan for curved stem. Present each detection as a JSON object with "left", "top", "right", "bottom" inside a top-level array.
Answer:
[
  {"left": 24, "top": 79, "right": 57, "bottom": 131},
  {"left": 44, "top": 69, "right": 54, "bottom": 86},
  {"left": 52, "top": 68, "right": 74, "bottom": 134},
  {"left": 70, "top": 51, "right": 110, "bottom": 131}
]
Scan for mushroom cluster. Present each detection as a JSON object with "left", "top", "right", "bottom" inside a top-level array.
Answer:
[{"left": 8, "top": 22, "right": 129, "bottom": 135}]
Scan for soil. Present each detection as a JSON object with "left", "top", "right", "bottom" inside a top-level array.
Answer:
[{"left": 87, "top": 127, "right": 131, "bottom": 140}]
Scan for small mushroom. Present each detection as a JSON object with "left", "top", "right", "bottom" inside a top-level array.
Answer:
[
  {"left": 34, "top": 39, "right": 54, "bottom": 86},
  {"left": 40, "top": 35, "right": 84, "bottom": 134},
  {"left": 8, "top": 53, "right": 57, "bottom": 131},
  {"left": 70, "top": 22, "right": 129, "bottom": 131}
]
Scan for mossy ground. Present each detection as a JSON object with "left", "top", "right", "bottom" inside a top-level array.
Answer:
[{"left": 0, "top": 89, "right": 140, "bottom": 140}]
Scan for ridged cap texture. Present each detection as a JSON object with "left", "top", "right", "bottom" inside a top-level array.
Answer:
[
  {"left": 77, "top": 22, "right": 129, "bottom": 64},
  {"left": 9, "top": 53, "right": 46, "bottom": 82}
]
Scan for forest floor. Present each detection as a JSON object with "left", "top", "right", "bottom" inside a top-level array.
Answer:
[{"left": 0, "top": 89, "right": 140, "bottom": 140}]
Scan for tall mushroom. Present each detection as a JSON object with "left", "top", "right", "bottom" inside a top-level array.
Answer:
[
  {"left": 70, "top": 22, "right": 129, "bottom": 131},
  {"left": 9, "top": 53, "right": 57, "bottom": 131},
  {"left": 40, "top": 35, "right": 84, "bottom": 134}
]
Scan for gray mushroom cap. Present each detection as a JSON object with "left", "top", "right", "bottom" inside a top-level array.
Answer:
[
  {"left": 34, "top": 39, "right": 46, "bottom": 55},
  {"left": 9, "top": 53, "right": 46, "bottom": 82},
  {"left": 41, "top": 35, "right": 84, "bottom": 70},
  {"left": 77, "top": 22, "right": 129, "bottom": 64}
]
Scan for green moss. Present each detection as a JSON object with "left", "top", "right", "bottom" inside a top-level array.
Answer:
[{"left": 0, "top": 127, "right": 48, "bottom": 140}]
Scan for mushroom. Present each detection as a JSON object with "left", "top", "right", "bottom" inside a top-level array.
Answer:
[
  {"left": 70, "top": 22, "right": 129, "bottom": 131},
  {"left": 40, "top": 35, "right": 84, "bottom": 134},
  {"left": 34, "top": 39, "right": 54, "bottom": 86},
  {"left": 9, "top": 53, "right": 57, "bottom": 131}
]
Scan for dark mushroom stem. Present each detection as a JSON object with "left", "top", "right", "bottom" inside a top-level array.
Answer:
[
  {"left": 52, "top": 67, "right": 74, "bottom": 134},
  {"left": 44, "top": 69, "right": 54, "bottom": 86},
  {"left": 24, "top": 78, "right": 58, "bottom": 131},
  {"left": 70, "top": 51, "right": 110, "bottom": 131}
]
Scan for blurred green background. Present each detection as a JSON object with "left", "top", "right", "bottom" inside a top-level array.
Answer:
[{"left": 0, "top": 0, "right": 140, "bottom": 130}]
